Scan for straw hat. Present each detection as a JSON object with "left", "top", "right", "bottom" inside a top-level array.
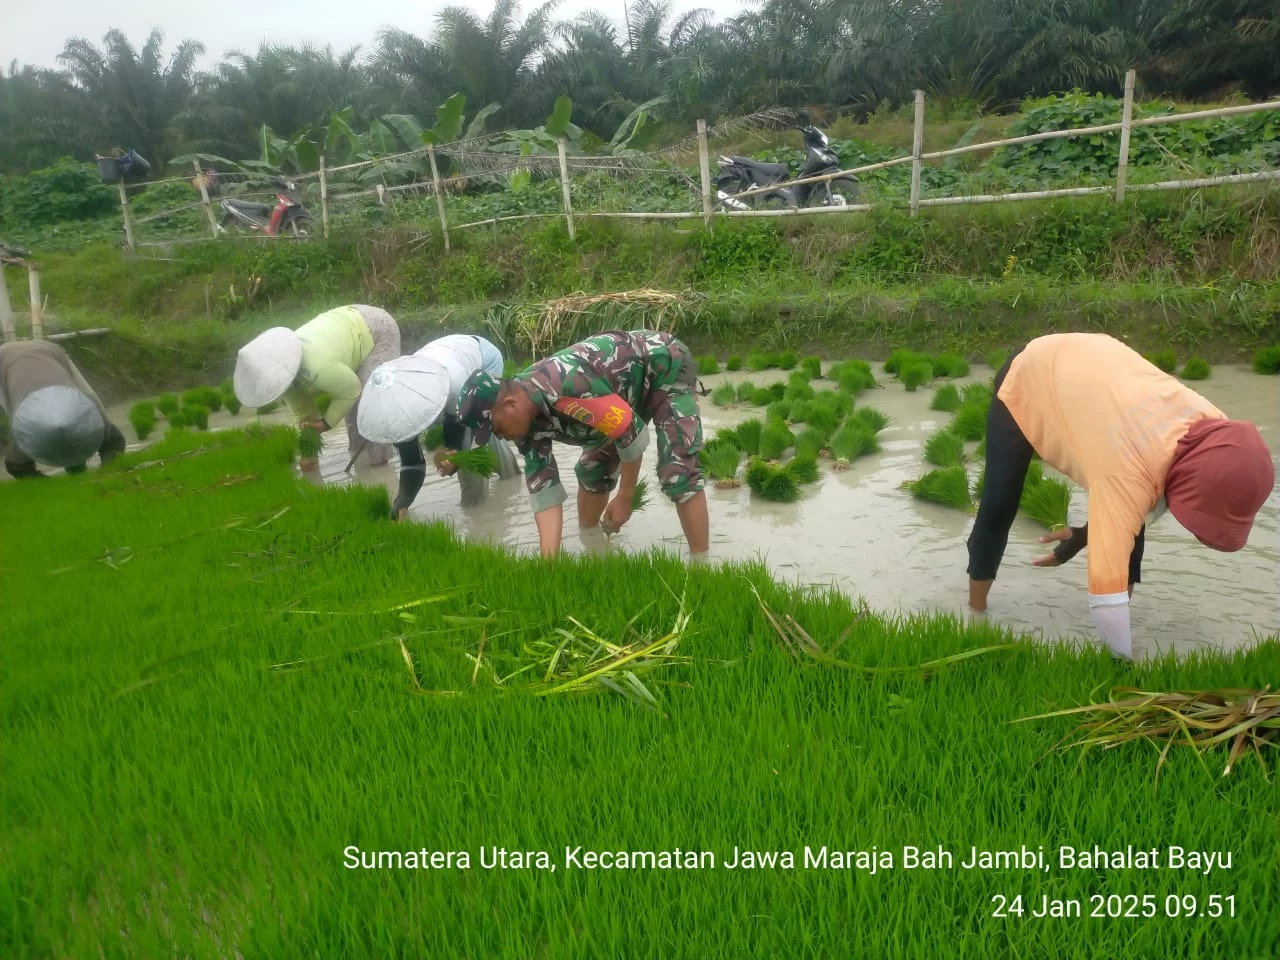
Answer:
[
  {"left": 11, "top": 386, "right": 105, "bottom": 468},
  {"left": 355, "top": 355, "right": 453, "bottom": 444},
  {"left": 233, "top": 327, "right": 303, "bottom": 407}
]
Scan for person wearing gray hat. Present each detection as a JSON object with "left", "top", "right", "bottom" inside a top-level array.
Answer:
[{"left": 0, "top": 340, "right": 126, "bottom": 478}]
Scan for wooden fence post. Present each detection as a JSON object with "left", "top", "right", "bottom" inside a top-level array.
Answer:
[
  {"left": 0, "top": 263, "right": 15, "bottom": 341},
  {"left": 117, "top": 181, "right": 136, "bottom": 252},
  {"left": 319, "top": 155, "right": 331, "bottom": 239},
  {"left": 426, "top": 146, "right": 450, "bottom": 252},
  {"left": 1116, "top": 69, "right": 1136, "bottom": 203},
  {"left": 27, "top": 266, "right": 43, "bottom": 338},
  {"left": 556, "top": 138, "right": 576, "bottom": 240},
  {"left": 697, "top": 119, "right": 713, "bottom": 228},
  {"left": 910, "top": 90, "right": 925, "bottom": 216},
  {"left": 192, "top": 160, "right": 219, "bottom": 238}
]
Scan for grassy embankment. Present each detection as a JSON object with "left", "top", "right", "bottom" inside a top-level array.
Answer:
[
  {"left": 1, "top": 426, "right": 1277, "bottom": 957},
  {"left": 2, "top": 184, "right": 1278, "bottom": 400}
]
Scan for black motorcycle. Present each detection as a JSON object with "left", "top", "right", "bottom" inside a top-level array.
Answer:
[
  {"left": 218, "top": 178, "right": 316, "bottom": 238},
  {"left": 716, "top": 117, "right": 859, "bottom": 211}
]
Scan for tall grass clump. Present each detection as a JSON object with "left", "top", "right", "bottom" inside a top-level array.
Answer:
[
  {"left": 128, "top": 401, "right": 156, "bottom": 441},
  {"left": 924, "top": 430, "right": 966, "bottom": 468},
  {"left": 1181, "top": 357, "right": 1211, "bottom": 380},
  {"left": 1252, "top": 345, "right": 1280, "bottom": 374},
  {"left": 853, "top": 406, "right": 891, "bottom": 433},
  {"left": 829, "top": 421, "right": 878, "bottom": 470},
  {"left": 837, "top": 368, "right": 875, "bottom": 395},
  {"left": 908, "top": 466, "right": 974, "bottom": 512},
  {"left": 778, "top": 350, "right": 799, "bottom": 370},
  {"left": 801, "top": 356, "right": 823, "bottom": 379},
  {"left": 732, "top": 418, "right": 764, "bottom": 456},
  {"left": 725, "top": 355, "right": 743, "bottom": 371},
  {"left": 696, "top": 355, "right": 720, "bottom": 375},
  {"left": 932, "top": 353, "right": 970, "bottom": 378},
  {"left": 711, "top": 385, "right": 737, "bottom": 407},
  {"left": 701, "top": 442, "right": 743, "bottom": 488},
  {"left": 165, "top": 410, "right": 187, "bottom": 430},
  {"left": 1021, "top": 474, "right": 1072, "bottom": 529},
  {"left": 181, "top": 404, "right": 210, "bottom": 431},
  {"left": 1145, "top": 348, "right": 1177, "bottom": 373},
  {"left": 765, "top": 382, "right": 787, "bottom": 401},
  {"left": 931, "top": 384, "right": 961, "bottom": 412},
  {"left": 950, "top": 402, "right": 988, "bottom": 442},
  {"left": 760, "top": 421, "right": 795, "bottom": 460}
]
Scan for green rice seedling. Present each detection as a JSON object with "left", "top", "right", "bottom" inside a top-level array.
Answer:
[
  {"left": 443, "top": 447, "right": 498, "bottom": 478},
  {"left": 166, "top": 411, "right": 187, "bottom": 430},
  {"left": 901, "top": 360, "right": 933, "bottom": 392},
  {"left": 760, "top": 467, "right": 802, "bottom": 502},
  {"left": 794, "top": 427, "right": 828, "bottom": 459},
  {"left": 220, "top": 389, "right": 242, "bottom": 416},
  {"left": 759, "top": 421, "right": 795, "bottom": 460},
  {"left": 804, "top": 404, "right": 841, "bottom": 437},
  {"left": 155, "top": 393, "right": 180, "bottom": 418},
  {"left": 298, "top": 426, "right": 324, "bottom": 458},
  {"left": 986, "top": 348, "right": 1009, "bottom": 371},
  {"left": 745, "top": 456, "right": 773, "bottom": 491},
  {"left": 884, "top": 348, "right": 928, "bottom": 375},
  {"left": 923, "top": 429, "right": 966, "bottom": 468},
  {"left": 711, "top": 385, "right": 738, "bottom": 407},
  {"left": 1252, "top": 345, "right": 1280, "bottom": 374},
  {"left": 128, "top": 402, "right": 156, "bottom": 441},
  {"left": 801, "top": 356, "right": 822, "bottom": 379},
  {"left": 810, "top": 389, "right": 853, "bottom": 417},
  {"left": 181, "top": 404, "right": 210, "bottom": 431},
  {"left": 972, "top": 467, "right": 985, "bottom": 500},
  {"left": 778, "top": 350, "right": 799, "bottom": 370},
  {"left": 782, "top": 454, "right": 819, "bottom": 484},
  {"left": 1024, "top": 458, "right": 1045, "bottom": 489},
  {"left": 836, "top": 367, "right": 874, "bottom": 396},
  {"left": 766, "top": 400, "right": 792, "bottom": 422},
  {"left": 735, "top": 380, "right": 757, "bottom": 402},
  {"left": 908, "top": 466, "right": 973, "bottom": 512},
  {"left": 733, "top": 418, "right": 764, "bottom": 456},
  {"left": 1020, "top": 475, "right": 1072, "bottom": 530},
  {"left": 784, "top": 383, "right": 815, "bottom": 405},
  {"left": 961, "top": 381, "right": 993, "bottom": 406},
  {"left": 828, "top": 421, "right": 878, "bottom": 470},
  {"left": 950, "top": 402, "right": 988, "bottom": 441},
  {"left": 932, "top": 353, "right": 970, "bottom": 378},
  {"left": 766, "top": 382, "right": 787, "bottom": 401},
  {"left": 931, "top": 384, "right": 962, "bottom": 412},
  {"left": 749, "top": 387, "right": 777, "bottom": 406},
  {"left": 1181, "top": 357, "right": 1211, "bottom": 380},
  {"left": 1145, "top": 348, "right": 1177, "bottom": 373},
  {"left": 747, "top": 351, "right": 772, "bottom": 372},
  {"left": 974, "top": 437, "right": 986, "bottom": 458},
  {"left": 701, "top": 442, "right": 743, "bottom": 488},
  {"left": 631, "top": 478, "right": 650, "bottom": 512},
  {"left": 708, "top": 429, "right": 741, "bottom": 452},
  {"left": 786, "top": 371, "right": 815, "bottom": 395},
  {"left": 422, "top": 424, "right": 447, "bottom": 450},
  {"left": 181, "top": 387, "right": 222, "bottom": 413},
  {"left": 853, "top": 406, "right": 891, "bottom": 434},
  {"left": 315, "top": 391, "right": 334, "bottom": 415},
  {"left": 725, "top": 354, "right": 743, "bottom": 371},
  {"left": 787, "top": 400, "right": 813, "bottom": 424},
  {"left": 696, "top": 355, "right": 721, "bottom": 375}
]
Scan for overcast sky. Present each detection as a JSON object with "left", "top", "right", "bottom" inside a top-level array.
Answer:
[{"left": 2, "top": 0, "right": 741, "bottom": 72}]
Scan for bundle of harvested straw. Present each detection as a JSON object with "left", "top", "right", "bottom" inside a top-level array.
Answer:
[{"left": 518, "top": 289, "right": 703, "bottom": 358}]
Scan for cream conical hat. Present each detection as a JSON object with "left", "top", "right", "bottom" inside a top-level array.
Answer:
[
  {"left": 233, "top": 327, "right": 303, "bottom": 408},
  {"left": 355, "top": 355, "right": 453, "bottom": 444}
]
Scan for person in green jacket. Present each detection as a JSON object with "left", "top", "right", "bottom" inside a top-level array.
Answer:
[{"left": 232, "top": 305, "right": 401, "bottom": 468}]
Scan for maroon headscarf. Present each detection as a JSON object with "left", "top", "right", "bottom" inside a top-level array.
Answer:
[{"left": 1164, "top": 419, "right": 1275, "bottom": 551}]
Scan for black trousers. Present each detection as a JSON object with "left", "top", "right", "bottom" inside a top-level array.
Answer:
[
  {"left": 965, "top": 348, "right": 1145, "bottom": 585},
  {"left": 391, "top": 416, "right": 468, "bottom": 515}
]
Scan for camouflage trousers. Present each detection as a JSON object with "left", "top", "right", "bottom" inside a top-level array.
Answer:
[{"left": 575, "top": 340, "right": 705, "bottom": 504}]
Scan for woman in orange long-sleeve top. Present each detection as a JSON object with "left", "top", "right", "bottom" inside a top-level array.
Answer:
[{"left": 967, "top": 333, "right": 1274, "bottom": 659}]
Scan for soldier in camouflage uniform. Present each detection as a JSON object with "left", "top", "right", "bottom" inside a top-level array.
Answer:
[{"left": 458, "top": 329, "right": 709, "bottom": 557}]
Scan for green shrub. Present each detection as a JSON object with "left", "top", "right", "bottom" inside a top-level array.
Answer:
[
  {"left": 1181, "top": 356, "right": 1211, "bottom": 380},
  {"left": 696, "top": 355, "right": 721, "bottom": 375},
  {"left": 766, "top": 383, "right": 787, "bottom": 401},
  {"left": 837, "top": 368, "right": 875, "bottom": 395},
  {"left": 725, "top": 355, "right": 744, "bottom": 371},
  {"left": 932, "top": 353, "right": 970, "bottom": 378},
  {"left": 1251, "top": 345, "right": 1280, "bottom": 374},
  {"left": 931, "top": 384, "right": 961, "bottom": 412},
  {"left": 801, "top": 356, "right": 823, "bottom": 379},
  {"left": 182, "top": 387, "right": 222, "bottom": 413},
  {"left": 829, "top": 422, "right": 878, "bottom": 467},
  {"left": 901, "top": 361, "right": 933, "bottom": 391},
  {"left": 1145, "top": 348, "right": 1177, "bottom": 373},
  {"left": 749, "top": 388, "right": 776, "bottom": 406},
  {"left": 924, "top": 430, "right": 966, "bottom": 468},
  {"left": 166, "top": 411, "right": 187, "bottom": 430},
  {"left": 700, "top": 443, "right": 742, "bottom": 484},
  {"left": 745, "top": 457, "right": 802, "bottom": 502},
  {"left": 788, "top": 400, "right": 813, "bottom": 423},
  {"left": 128, "top": 402, "right": 156, "bottom": 441},
  {"left": 962, "top": 382, "right": 993, "bottom": 406}
]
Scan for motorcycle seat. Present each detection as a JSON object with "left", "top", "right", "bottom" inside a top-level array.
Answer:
[
  {"left": 224, "top": 199, "right": 274, "bottom": 217},
  {"left": 729, "top": 157, "right": 791, "bottom": 180}
]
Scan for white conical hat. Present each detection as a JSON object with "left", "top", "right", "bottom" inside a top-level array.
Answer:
[
  {"left": 11, "top": 386, "right": 105, "bottom": 468},
  {"left": 233, "top": 327, "right": 303, "bottom": 408},
  {"left": 355, "top": 354, "right": 453, "bottom": 444},
  {"left": 415, "top": 335, "right": 483, "bottom": 405}
]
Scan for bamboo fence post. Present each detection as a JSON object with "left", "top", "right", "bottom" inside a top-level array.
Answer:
[
  {"left": 117, "top": 181, "right": 135, "bottom": 252},
  {"left": 0, "top": 263, "right": 15, "bottom": 341},
  {"left": 1116, "top": 69, "right": 1136, "bottom": 203},
  {"left": 697, "top": 119, "right": 713, "bottom": 227},
  {"left": 910, "top": 90, "right": 925, "bottom": 216},
  {"left": 191, "top": 160, "right": 219, "bottom": 238},
  {"left": 319, "top": 155, "right": 331, "bottom": 239},
  {"left": 27, "top": 266, "right": 43, "bottom": 338},
  {"left": 426, "top": 146, "right": 450, "bottom": 252},
  {"left": 557, "top": 138, "right": 576, "bottom": 240}
]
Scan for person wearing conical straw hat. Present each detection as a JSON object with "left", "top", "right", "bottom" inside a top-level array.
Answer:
[
  {"left": 457, "top": 328, "right": 710, "bottom": 558},
  {"left": 967, "top": 332, "right": 1274, "bottom": 660},
  {"left": 0, "top": 339, "right": 127, "bottom": 478},
  {"left": 356, "top": 333, "right": 520, "bottom": 520},
  {"left": 233, "top": 305, "right": 401, "bottom": 469}
]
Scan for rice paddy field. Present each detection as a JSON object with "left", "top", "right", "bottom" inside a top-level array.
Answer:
[{"left": 3, "top": 421, "right": 1279, "bottom": 959}]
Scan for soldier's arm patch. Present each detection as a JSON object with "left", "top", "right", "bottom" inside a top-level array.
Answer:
[{"left": 552, "top": 394, "right": 635, "bottom": 440}]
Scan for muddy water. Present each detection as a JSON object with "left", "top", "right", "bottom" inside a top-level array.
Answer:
[{"left": 21, "top": 366, "right": 1280, "bottom": 657}]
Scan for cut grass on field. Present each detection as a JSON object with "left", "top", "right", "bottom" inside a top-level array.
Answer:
[
  {"left": 298, "top": 426, "right": 324, "bottom": 458},
  {"left": 735, "top": 380, "right": 757, "bottom": 402},
  {"left": 0, "top": 428, "right": 1276, "bottom": 958},
  {"left": 908, "top": 466, "right": 973, "bottom": 512},
  {"left": 884, "top": 349, "right": 930, "bottom": 375},
  {"left": 794, "top": 427, "right": 828, "bottom": 459}
]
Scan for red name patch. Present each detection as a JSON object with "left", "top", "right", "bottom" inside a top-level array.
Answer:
[{"left": 554, "top": 394, "right": 634, "bottom": 439}]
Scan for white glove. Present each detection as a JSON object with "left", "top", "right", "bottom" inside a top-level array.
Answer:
[{"left": 1088, "top": 593, "right": 1133, "bottom": 660}]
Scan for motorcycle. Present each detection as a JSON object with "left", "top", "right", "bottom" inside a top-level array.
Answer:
[
  {"left": 715, "top": 116, "right": 859, "bottom": 211},
  {"left": 218, "top": 178, "right": 316, "bottom": 238}
]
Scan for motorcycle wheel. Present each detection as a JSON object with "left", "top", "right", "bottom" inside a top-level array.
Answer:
[
  {"left": 287, "top": 214, "right": 316, "bottom": 238},
  {"left": 817, "top": 178, "right": 861, "bottom": 207}
]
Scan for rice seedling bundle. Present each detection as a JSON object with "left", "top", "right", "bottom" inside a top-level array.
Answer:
[
  {"left": 696, "top": 355, "right": 721, "bottom": 375},
  {"left": 759, "top": 421, "right": 795, "bottom": 460},
  {"left": 725, "top": 354, "right": 743, "bottom": 371},
  {"left": 961, "top": 381, "right": 993, "bottom": 407},
  {"left": 745, "top": 456, "right": 773, "bottom": 490},
  {"left": 853, "top": 406, "right": 891, "bottom": 433},
  {"left": 901, "top": 361, "right": 933, "bottom": 392},
  {"left": 711, "top": 385, "right": 738, "bottom": 407},
  {"left": 1181, "top": 357, "right": 1211, "bottom": 380},
  {"left": 787, "top": 400, "right": 813, "bottom": 423},
  {"left": 793, "top": 427, "right": 828, "bottom": 459},
  {"left": 745, "top": 457, "right": 801, "bottom": 502},
  {"left": 749, "top": 387, "right": 777, "bottom": 406},
  {"left": 221, "top": 390, "right": 242, "bottom": 415},
  {"left": 801, "top": 356, "right": 823, "bottom": 379},
  {"left": 129, "top": 402, "right": 156, "bottom": 441},
  {"left": 784, "top": 375, "right": 815, "bottom": 402},
  {"left": 986, "top": 348, "right": 1009, "bottom": 371},
  {"left": 931, "top": 384, "right": 961, "bottom": 412},
  {"left": 701, "top": 442, "right": 743, "bottom": 488},
  {"left": 735, "top": 380, "right": 757, "bottom": 402},
  {"left": 804, "top": 405, "right": 841, "bottom": 437},
  {"left": 1020, "top": 474, "right": 1072, "bottom": 529},
  {"left": 766, "top": 382, "right": 787, "bottom": 401},
  {"left": 732, "top": 418, "right": 764, "bottom": 456},
  {"left": 155, "top": 393, "right": 180, "bottom": 418},
  {"left": 931, "top": 353, "right": 970, "bottom": 378},
  {"left": 631, "top": 478, "right": 651, "bottom": 512},
  {"left": 181, "top": 404, "right": 210, "bottom": 431},
  {"left": 972, "top": 467, "right": 985, "bottom": 499},
  {"left": 443, "top": 447, "right": 498, "bottom": 478},
  {"left": 766, "top": 400, "right": 792, "bottom": 422},
  {"left": 182, "top": 386, "right": 222, "bottom": 413},
  {"left": 1253, "top": 345, "right": 1280, "bottom": 374},
  {"left": 810, "top": 390, "right": 853, "bottom": 417},
  {"left": 747, "top": 352, "right": 772, "bottom": 371},
  {"left": 828, "top": 421, "right": 878, "bottom": 469},
  {"left": 884, "top": 349, "right": 929, "bottom": 375},
  {"left": 949, "top": 401, "right": 988, "bottom": 442},
  {"left": 707, "top": 430, "right": 741, "bottom": 452},
  {"left": 423, "top": 424, "right": 447, "bottom": 450},
  {"left": 315, "top": 392, "right": 334, "bottom": 415},
  {"left": 782, "top": 454, "right": 819, "bottom": 484},
  {"left": 298, "top": 426, "right": 324, "bottom": 458},
  {"left": 908, "top": 466, "right": 973, "bottom": 511},
  {"left": 1145, "top": 349, "right": 1177, "bottom": 373},
  {"left": 165, "top": 410, "right": 187, "bottom": 430},
  {"left": 923, "top": 430, "right": 965, "bottom": 468},
  {"left": 778, "top": 350, "right": 798, "bottom": 370}
]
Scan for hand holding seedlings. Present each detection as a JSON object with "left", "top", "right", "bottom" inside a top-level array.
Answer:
[{"left": 433, "top": 448, "right": 459, "bottom": 477}]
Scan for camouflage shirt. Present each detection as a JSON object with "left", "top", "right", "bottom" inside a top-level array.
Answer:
[{"left": 513, "top": 330, "right": 693, "bottom": 511}]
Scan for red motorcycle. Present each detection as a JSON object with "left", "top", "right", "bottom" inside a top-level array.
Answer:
[{"left": 218, "top": 178, "right": 316, "bottom": 237}]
